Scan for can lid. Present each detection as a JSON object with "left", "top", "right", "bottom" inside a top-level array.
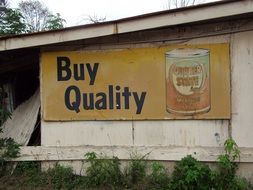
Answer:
[{"left": 166, "top": 48, "right": 209, "bottom": 58}]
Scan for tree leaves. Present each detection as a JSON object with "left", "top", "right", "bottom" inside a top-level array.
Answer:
[
  {"left": 0, "top": 8, "right": 26, "bottom": 35},
  {"left": 44, "top": 13, "right": 65, "bottom": 31},
  {"left": 0, "top": 0, "right": 65, "bottom": 35}
]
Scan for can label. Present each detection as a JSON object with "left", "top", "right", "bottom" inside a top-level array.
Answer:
[{"left": 166, "top": 48, "right": 210, "bottom": 115}]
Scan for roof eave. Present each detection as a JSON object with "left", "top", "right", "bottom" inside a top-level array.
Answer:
[{"left": 0, "top": 0, "right": 252, "bottom": 51}]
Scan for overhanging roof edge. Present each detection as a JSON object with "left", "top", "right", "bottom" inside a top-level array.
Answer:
[{"left": 0, "top": 0, "right": 252, "bottom": 51}]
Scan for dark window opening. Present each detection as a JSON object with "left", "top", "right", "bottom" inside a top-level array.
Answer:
[
  {"left": 0, "top": 48, "right": 41, "bottom": 145},
  {"left": 28, "top": 111, "right": 41, "bottom": 146},
  {"left": 13, "top": 66, "right": 39, "bottom": 109}
]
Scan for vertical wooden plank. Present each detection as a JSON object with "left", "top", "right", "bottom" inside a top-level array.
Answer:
[{"left": 231, "top": 31, "right": 253, "bottom": 147}]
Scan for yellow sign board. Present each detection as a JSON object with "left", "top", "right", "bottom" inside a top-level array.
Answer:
[{"left": 41, "top": 44, "right": 230, "bottom": 121}]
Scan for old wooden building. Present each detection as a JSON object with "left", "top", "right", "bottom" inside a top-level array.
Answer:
[{"left": 0, "top": 0, "right": 253, "bottom": 180}]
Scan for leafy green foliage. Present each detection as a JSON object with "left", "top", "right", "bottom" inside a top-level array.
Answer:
[
  {"left": 0, "top": 138, "right": 20, "bottom": 175},
  {"left": 14, "top": 162, "right": 86, "bottom": 189},
  {"left": 170, "top": 155, "right": 214, "bottom": 190},
  {"left": 0, "top": 88, "right": 20, "bottom": 176},
  {"left": 0, "top": 0, "right": 65, "bottom": 35},
  {"left": 0, "top": 138, "right": 20, "bottom": 159},
  {"left": 14, "top": 162, "right": 47, "bottom": 187},
  {"left": 0, "top": 8, "right": 26, "bottom": 35},
  {"left": 214, "top": 138, "right": 249, "bottom": 190},
  {"left": 84, "top": 152, "right": 123, "bottom": 188},
  {"left": 47, "top": 164, "right": 79, "bottom": 190},
  {"left": 149, "top": 161, "right": 170, "bottom": 189},
  {"left": 0, "top": 139, "right": 253, "bottom": 189},
  {"left": 125, "top": 153, "right": 147, "bottom": 185},
  {"left": 44, "top": 13, "right": 65, "bottom": 30}
]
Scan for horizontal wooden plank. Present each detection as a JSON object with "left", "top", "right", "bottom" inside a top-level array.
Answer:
[{"left": 9, "top": 146, "right": 253, "bottom": 163}]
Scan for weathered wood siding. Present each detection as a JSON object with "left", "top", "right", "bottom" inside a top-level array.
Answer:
[
  {"left": 231, "top": 31, "right": 253, "bottom": 147},
  {"left": 41, "top": 35, "right": 231, "bottom": 158}
]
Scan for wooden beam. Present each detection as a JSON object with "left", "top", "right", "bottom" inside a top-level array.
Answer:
[
  {"left": 9, "top": 146, "right": 253, "bottom": 162},
  {"left": 1, "top": 0, "right": 253, "bottom": 51}
]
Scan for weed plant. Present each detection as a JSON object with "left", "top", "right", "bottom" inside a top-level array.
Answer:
[
  {"left": 0, "top": 138, "right": 253, "bottom": 189},
  {"left": 85, "top": 152, "right": 124, "bottom": 188},
  {"left": 127, "top": 153, "right": 147, "bottom": 185},
  {"left": 149, "top": 161, "right": 170, "bottom": 189},
  {"left": 14, "top": 162, "right": 47, "bottom": 187},
  {"left": 0, "top": 91, "right": 20, "bottom": 176},
  {"left": 214, "top": 138, "right": 251, "bottom": 190},
  {"left": 47, "top": 164, "right": 82, "bottom": 189},
  {"left": 170, "top": 155, "right": 215, "bottom": 190}
]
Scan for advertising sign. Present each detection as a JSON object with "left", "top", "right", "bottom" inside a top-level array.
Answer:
[{"left": 41, "top": 43, "right": 230, "bottom": 121}]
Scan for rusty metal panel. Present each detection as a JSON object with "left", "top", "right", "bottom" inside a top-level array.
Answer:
[{"left": 41, "top": 43, "right": 230, "bottom": 121}]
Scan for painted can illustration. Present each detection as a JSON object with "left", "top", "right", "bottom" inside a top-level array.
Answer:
[{"left": 166, "top": 48, "right": 210, "bottom": 115}]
